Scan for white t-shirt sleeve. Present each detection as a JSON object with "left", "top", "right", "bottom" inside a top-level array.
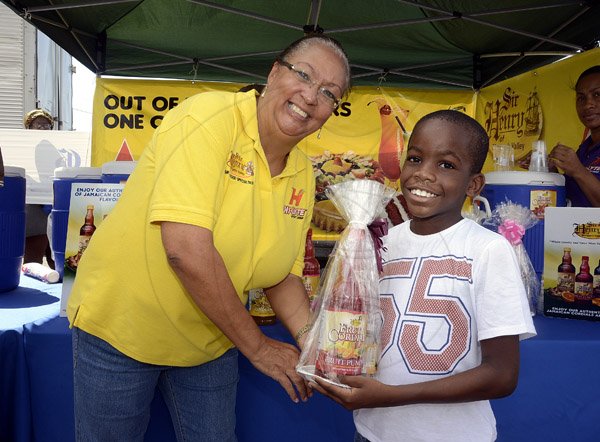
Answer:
[{"left": 474, "top": 237, "right": 537, "bottom": 341}]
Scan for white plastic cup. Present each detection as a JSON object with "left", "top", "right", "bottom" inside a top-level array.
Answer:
[
  {"left": 492, "top": 144, "right": 514, "bottom": 171},
  {"left": 529, "top": 141, "right": 548, "bottom": 172}
]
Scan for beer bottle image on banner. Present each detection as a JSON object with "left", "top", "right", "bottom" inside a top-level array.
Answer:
[
  {"left": 78, "top": 205, "right": 96, "bottom": 255},
  {"left": 249, "top": 288, "right": 276, "bottom": 326},
  {"left": 574, "top": 255, "right": 593, "bottom": 302},
  {"left": 302, "top": 228, "right": 321, "bottom": 310},
  {"left": 556, "top": 247, "right": 576, "bottom": 294}
]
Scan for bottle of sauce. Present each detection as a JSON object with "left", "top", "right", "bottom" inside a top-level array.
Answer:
[
  {"left": 315, "top": 266, "right": 366, "bottom": 378},
  {"left": 78, "top": 205, "right": 96, "bottom": 255},
  {"left": 574, "top": 255, "right": 593, "bottom": 302},
  {"left": 249, "top": 288, "right": 276, "bottom": 326},
  {"left": 302, "top": 229, "right": 321, "bottom": 310},
  {"left": 593, "top": 259, "right": 600, "bottom": 299},
  {"left": 556, "top": 247, "right": 575, "bottom": 294}
]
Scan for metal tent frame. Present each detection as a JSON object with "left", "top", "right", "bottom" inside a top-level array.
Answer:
[{"left": 3, "top": 0, "right": 598, "bottom": 90}]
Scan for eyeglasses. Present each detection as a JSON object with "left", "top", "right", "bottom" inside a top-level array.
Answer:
[{"left": 277, "top": 58, "right": 341, "bottom": 109}]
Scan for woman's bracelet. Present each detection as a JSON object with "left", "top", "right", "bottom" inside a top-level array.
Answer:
[{"left": 294, "top": 323, "right": 312, "bottom": 342}]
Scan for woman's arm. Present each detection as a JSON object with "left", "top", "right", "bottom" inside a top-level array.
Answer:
[
  {"left": 549, "top": 143, "right": 600, "bottom": 206},
  {"left": 264, "top": 274, "right": 312, "bottom": 348},
  {"left": 161, "top": 221, "right": 309, "bottom": 402},
  {"left": 312, "top": 335, "right": 519, "bottom": 410}
]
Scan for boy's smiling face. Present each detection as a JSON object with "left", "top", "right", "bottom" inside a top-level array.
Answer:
[{"left": 401, "top": 118, "right": 484, "bottom": 235}]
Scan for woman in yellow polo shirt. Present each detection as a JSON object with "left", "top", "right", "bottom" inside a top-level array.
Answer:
[{"left": 67, "top": 34, "right": 351, "bottom": 441}]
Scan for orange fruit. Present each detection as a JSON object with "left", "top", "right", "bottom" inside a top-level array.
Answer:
[{"left": 562, "top": 292, "right": 575, "bottom": 303}]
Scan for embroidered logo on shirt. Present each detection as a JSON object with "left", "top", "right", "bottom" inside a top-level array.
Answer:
[
  {"left": 588, "top": 157, "right": 600, "bottom": 175},
  {"left": 283, "top": 187, "right": 307, "bottom": 219},
  {"left": 226, "top": 152, "right": 254, "bottom": 184}
]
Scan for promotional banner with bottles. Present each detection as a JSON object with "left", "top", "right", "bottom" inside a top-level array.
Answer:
[
  {"left": 91, "top": 77, "right": 473, "bottom": 241},
  {"left": 475, "top": 47, "right": 599, "bottom": 173},
  {"left": 59, "top": 183, "right": 124, "bottom": 316},
  {"left": 90, "top": 48, "right": 599, "bottom": 241},
  {"left": 543, "top": 207, "right": 600, "bottom": 321}
]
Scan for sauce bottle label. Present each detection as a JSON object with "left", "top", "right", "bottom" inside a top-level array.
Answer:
[
  {"left": 303, "top": 274, "right": 320, "bottom": 305},
  {"left": 556, "top": 272, "right": 575, "bottom": 293},
  {"left": 574, "top": 282, "right": 593, "bottom": 301},
  {"left": 316, "top": 310, "right": 366, "bottom": 376},
  {"left": 249, "top": 289, "right": 274, "bottom": 317},
  {"left": 593, "top": 275, "right": 600, "bottom": 297}
]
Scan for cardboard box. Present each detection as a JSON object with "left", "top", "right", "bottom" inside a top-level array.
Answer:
[{"left": 543, "top": 207, "right": 600, "bottom": 321}]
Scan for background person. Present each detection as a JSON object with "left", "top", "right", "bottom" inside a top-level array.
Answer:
[
  {"left": 66, "top": 34, "right": 351, "bottom": 441},
  {"left": 548, "top": 65, "right": 600, "bottom": 207},
  {"left": 313, "top": 110, "right": 536, "bottom": 442},
  {"left": 23, "top": 108, "right": 55, "bottom": 268}
]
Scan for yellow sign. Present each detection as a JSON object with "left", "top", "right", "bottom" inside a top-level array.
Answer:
[
  {"left": 476, "top": 47, "right": 600, "bottom": 172},
  {"left": 91, "top": 80, "right": 473, "bottom": 241},
  {"left": 90, "top": 47, "right": 600, "bottom": 240},
  {"left": 91, "top": 78, "right": 241, "bottom": 165}
]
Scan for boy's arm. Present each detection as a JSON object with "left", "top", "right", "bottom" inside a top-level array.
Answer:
[{"left": 312, "top": 335, "right": 519, "bottom": 410}]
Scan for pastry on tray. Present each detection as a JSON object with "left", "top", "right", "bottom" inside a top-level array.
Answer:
[{"left": 312, "top": 200, "right": 347, "bottom": 232}]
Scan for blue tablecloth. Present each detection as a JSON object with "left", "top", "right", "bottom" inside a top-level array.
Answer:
[
  {"left": 0, "top": 275, "right": 62, "bottom": 442},
  {"left": 3, "top": 277, "right": 600, "bottom": 442},
  {"left": 22, "top": 316, "right": 354, "bottom": 442},
  {"left": 492, "top": 315, "right": 600, "bottom": 441}
]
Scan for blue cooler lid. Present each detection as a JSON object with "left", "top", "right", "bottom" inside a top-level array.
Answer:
[
  {"left": 53, "top": 166, "right": 102, "bottom": 180},
  {"left": 101, "top": 161, "right": 137, "bottom": 175},
  {"left": 3, "top": 165, "right": 26, "bottom": 178},
  {"left": 484, "top": 171, "right": 565, "bottom": 186}
]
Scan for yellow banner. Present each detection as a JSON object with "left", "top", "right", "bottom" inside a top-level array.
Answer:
[
  {"left": 91, "top": 47, "right": 599, "bottom": 240},
  {"left": 91, "top": 79, "right": 473, "bottom": 240},
  {"left": 476, "top": 47, "right": 600, "bottom": 172},
  {"left": 91, "top": 78, "right": 242, "bottom": 165},
  {"left": 298, "top": 86, "right": 474, "bottom": 240}
]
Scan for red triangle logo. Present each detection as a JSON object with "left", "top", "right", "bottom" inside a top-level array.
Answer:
[{"left": 115, "top": 139, "right": 134, "bottom": 161}]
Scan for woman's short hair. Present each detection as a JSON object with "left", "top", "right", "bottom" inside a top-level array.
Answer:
[{"left": 277, "top": 34, "right": 351, "bottom": 96}]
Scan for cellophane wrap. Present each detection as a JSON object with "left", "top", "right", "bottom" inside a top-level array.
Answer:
[
  {"left": 297, "top": 179, "right": 395, "bottom": 387},
  {"left": 483, "top": 200, "right": 540, "bottom": 315}
]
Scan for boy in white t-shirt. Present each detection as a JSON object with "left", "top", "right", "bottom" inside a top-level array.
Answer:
[{"left": 313, "top": 110, "right": 536, "bottom": 442}]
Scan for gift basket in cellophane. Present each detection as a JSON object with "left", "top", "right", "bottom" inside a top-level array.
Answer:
[{"left": 297, "top": 179, "right": 395, "bottom": 388}]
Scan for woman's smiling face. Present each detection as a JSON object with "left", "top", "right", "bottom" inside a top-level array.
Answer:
[
  {"left": 401, "top": 118, "right": 484, "bottom": 235},
  {"left": 263, "top": 43, "right": 347, "bottom": 141}
]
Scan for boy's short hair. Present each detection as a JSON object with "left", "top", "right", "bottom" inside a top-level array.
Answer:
[{"left": 412, "top": 110, "right": 489, "bottom": 174}]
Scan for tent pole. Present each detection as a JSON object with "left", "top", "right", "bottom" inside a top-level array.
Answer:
[
  {"left": 305, "top": 0, "right": 323, "bottom": 34},
  {"left": 462, "top": 16, "right": 582, "bottom": 51},
  {"left": 24, "top": 0, "right": 139, "bottom": 13},
  {"left": 112, "top": 40, "right": 280, "bottom": 64},
  {"left": 479, "top": 4, "right": 591, "bottom": 88},
  {"left": 481, "top": 51, "right": 574, "bottom": 58},
  {"left": 328, "top": 16, "right": 453, "bottom": 34},
  {"left": 473, "top": 55, "right": 482, "bottom": 91},
  {"left": 96, "top": 31, "right": 106, "bottom": 74},
  {"left": 21, "top": 5, "right": 101, "bottom": 72},
  {"left": 186, "top": 0, "right": 302, "bottom": 31},
  {"left": 106, "top": 58, "right": 266, "bottom": 81}
]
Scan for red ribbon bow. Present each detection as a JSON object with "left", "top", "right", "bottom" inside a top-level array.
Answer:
[{"left": 368, "top": 218, "right": 388, "bottom": 273}]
